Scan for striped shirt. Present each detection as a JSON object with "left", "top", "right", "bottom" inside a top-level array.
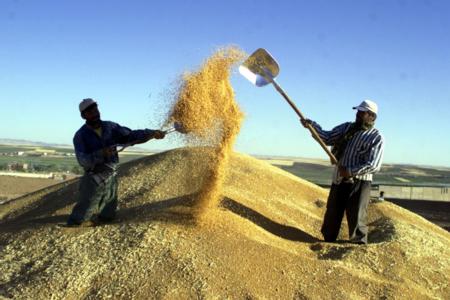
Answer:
[{"left": 311, "top": 121, "right": 384, "bottom": 183}]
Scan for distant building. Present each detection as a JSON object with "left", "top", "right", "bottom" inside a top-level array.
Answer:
[
  {"left": 35, "top": 148, "right": 56, "bottom": 154},
  {"left": 371, "top": 184, "right": 450, "bottom": 202},
  {"left": 26, "top": 152, "right": 43, "bottom": 157},
  {"left": 7, "top": 162, "right": 23, "bottom": 171}
]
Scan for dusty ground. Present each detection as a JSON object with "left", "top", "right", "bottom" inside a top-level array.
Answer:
[
  {"left": 0, "top": 147, "right": 449, "bottom": 299},
  {"left": 0, "top": 175, "right": 58, "bottom": 201}
]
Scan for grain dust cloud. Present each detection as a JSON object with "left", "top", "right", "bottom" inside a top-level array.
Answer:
[{"left": 166, "top": 46, "right": 246, "bottom": 218}]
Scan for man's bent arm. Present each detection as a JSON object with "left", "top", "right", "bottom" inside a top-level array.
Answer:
[
  {"left": 112, "top": 122, "right": 156, "bottom": 145},
  {"left": 309, "top": 121, "right": 351, "bottom": 146},
  {"left": 73, "top": 134, "right": 105, "bottom": 171}
]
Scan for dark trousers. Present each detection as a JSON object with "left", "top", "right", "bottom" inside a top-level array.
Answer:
[
  {"left": 68, "top": 173, "right": 118, "bottom": 223},
  {"left": 321, "top": 180, "right": 371, "bottom": 244}
]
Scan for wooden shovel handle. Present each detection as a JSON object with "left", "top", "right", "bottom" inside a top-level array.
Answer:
[{"left": 270, "top": 79, "right": 338, "bottom": 165}]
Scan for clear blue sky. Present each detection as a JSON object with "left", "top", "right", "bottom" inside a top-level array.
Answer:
[{"left": 1, "top": 0, "right": 449, "bottom": 167}]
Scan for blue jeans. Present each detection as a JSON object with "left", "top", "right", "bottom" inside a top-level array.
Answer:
[{"left": 68, "top": 173, "right": 118, "bottom": 223}]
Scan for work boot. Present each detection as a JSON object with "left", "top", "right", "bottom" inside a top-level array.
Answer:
[
  {"left": 59, "top": 218, "right": 97, "bottom": 228},
  {"left": 65, "top": 218, "right": 81, "bottom": 227},
  {"left": 97, "top": 215, "right": 115, "bottom": 224},
  {"left": 349, "top": 238, "right": 367, "bottom": 245}
]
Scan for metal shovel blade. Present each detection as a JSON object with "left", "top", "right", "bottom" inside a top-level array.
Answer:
[
  {"left": 165, "top": 121, "right": 188, "bottom": 134},
  {"left": 239, "top": 48, "right": 338, "bottom": 164},
  {"left": 239, "top": 48, "right": 280, "bottom": 87}
]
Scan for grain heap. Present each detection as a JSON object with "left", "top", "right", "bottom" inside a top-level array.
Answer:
[
  {"left": 1, "top": 149, "right": 449, "bottom": 299},
  {"left": 166, "top": 46, "right": 246, "bottom": 218}
]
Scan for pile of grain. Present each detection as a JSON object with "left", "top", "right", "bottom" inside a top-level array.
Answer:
[
  {"left": 1, "top": 148, "right": 449, "bottom": 299},
  {"left": 165, "top": 46, "right": 246, "bottom": 218}
]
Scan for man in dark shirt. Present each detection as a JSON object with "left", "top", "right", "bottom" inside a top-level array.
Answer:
[{"left": 66, "top": 98, "right": 165, "bottom": 226}]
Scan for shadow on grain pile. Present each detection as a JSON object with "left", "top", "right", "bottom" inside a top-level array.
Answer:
[
  {"left": 221, "top": 197, "right": 319, "bottom": 243},
  {"left": 116, "top": 146, "right": 326, "bottom": 237},
  {"left": 0, "top": 146, "right": 323, "bottom": 235}
]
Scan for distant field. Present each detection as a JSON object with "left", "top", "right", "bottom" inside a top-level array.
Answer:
[
  {"left": 0, "top": 175, "right": 59, "bottom": 201},
  {"left": 0, "top": 155, "right": 79, "bottom": 167},
  {"left": 1, "top": 144, "right": 449, "bottom": 188},
  {"left": 0, "top": 144, "right": 151, "bottom": 174},
  {"left": 276, "top": 162, "right": 333, "bottom": 185},
  {"left": 270, "top": 161, "right": 450, "bottom": 186},
  {"left": 0, "top": 144, "right": 151, "bottom": 201},
  {"left": 0, "top": 145, "right": 76, "bottom": 158}
]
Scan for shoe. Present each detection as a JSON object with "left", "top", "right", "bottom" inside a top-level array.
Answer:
[
  {"left": 65, "top": 218, "right": 82, "bottom": 227},
  {"left": 97, "top": 215, "right": 115, "bottom": 223},
  {"left": 58, "top": 219, "right": 96, "bottom": 228},
  {"left": 349, "top": 239, "right": 367, "bottom": 245}
]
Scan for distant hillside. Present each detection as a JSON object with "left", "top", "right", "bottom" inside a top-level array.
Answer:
[
  {"left": 0, "top": 139, "right": 151, "bottom": 153},
  {"left": 0, "top": 139, "right": 70, "bottom": 148}
]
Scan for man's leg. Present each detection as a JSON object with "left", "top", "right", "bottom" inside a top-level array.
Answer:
[
  {"left": 98, "top": 175, "right": 118, "bottom": 222},
  {"left": 346, "top": 180, "right": 371, "bottom": 244},
  {"left": 321, "top": 183, "right": 349, "bottom": 242},
  {"left": 67, "top": 175, "right": 105, "bottom": 225}
]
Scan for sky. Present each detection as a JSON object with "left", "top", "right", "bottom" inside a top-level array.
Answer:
[{"left": 1, "top": 0, "right": 449, "bottom": 167}]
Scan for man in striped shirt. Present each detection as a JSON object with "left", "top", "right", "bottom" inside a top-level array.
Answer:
[{"left": 301, "top": 99, "right": 384, "bottom": 244}]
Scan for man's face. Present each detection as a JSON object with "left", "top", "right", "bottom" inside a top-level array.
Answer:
[
  {"left": 82, "top": 104, "right": 101, "bottom": 123},
  {"left": 356, "top": 110, "right": 375, "bottom": 124}
]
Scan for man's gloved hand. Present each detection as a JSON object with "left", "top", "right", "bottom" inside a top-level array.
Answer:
[
  {"left": 152, "top": 130, "right": 166, "bottom": 139},
  {"left": 300, "top": 118, "right": 312, "bottom": 128}
]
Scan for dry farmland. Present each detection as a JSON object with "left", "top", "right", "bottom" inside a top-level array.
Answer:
[{"left": 0, "top": 175, "right": 59, "bottom": 202}]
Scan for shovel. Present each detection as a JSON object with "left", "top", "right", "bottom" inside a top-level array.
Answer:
[
  {"left": 239, "top": 48, "right": 338, "bottom": 165},
  {"left": 116, "top": 122, "right": 187, "bottom": 152}
]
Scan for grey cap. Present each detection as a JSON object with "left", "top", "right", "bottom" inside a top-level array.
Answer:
[
  {"left": 353, "top": 99, "right": 378, "bottom": 115},
  {"left": 79, "top": 98, "right": 97, "bottom": 113}
]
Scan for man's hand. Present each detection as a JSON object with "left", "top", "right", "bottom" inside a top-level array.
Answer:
[
  {"left": 338, "top": 166, "right": 352, "bottom": 178},
  {"left": 300, "top": 118, "right": 312, "bottom": 128},
  {"left": 102, "top": 146, "right": 117, "bottom": 158},
  {"left": 152, "top": 130, "right": 166, "bottom": 139}
]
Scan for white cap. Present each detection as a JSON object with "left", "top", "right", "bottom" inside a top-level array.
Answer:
[
  {"left": 79, "top": 98, "right": 97, "bottom": 113},
  {"left": 353, "top": 99, "right": 378, "bottom": 115}
]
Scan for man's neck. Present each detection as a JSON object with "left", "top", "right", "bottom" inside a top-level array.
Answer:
[
  {"left": 354, "top": 120, "right": 374, "bottom": 130},
  {"left": 86, "top": 120, "right": 102, "bottom": 129}
]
